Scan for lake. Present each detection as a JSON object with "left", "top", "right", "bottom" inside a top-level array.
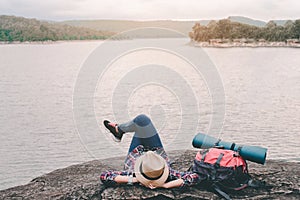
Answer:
[{"left": 0, "top": 39, "right": 299, "bottom": 190}]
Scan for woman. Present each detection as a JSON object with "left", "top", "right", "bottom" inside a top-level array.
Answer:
[{"left": 100, "top": 114, "right": 199, "bottom": 189}]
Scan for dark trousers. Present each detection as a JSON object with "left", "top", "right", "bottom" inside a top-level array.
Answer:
[{"left": 118, "top": 114, "right": 164, "bottom": 153}]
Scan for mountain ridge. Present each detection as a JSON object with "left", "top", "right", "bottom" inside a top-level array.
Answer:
[{"left": 61, "top": 16, "right": 292, "bottom": 36}]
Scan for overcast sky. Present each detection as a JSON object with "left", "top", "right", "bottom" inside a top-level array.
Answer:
[{"left": 0, "top": 0, "right": 299, "bottom": 21}]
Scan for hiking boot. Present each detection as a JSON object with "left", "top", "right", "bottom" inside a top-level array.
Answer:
[{"left": 103, "top": 120, "right": 123, "bottom": 142}]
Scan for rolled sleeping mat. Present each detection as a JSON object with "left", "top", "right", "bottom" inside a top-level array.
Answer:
[{"left": 192, "top": 133, "right": 267, "bottom": 165}]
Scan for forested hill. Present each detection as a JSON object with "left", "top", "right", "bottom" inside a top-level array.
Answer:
[
  {"left": 0, "top": 15, "right": 113, "bottom": 42},
  {"left": 189, "top": 19, "right": 300, "bottom": 42}
]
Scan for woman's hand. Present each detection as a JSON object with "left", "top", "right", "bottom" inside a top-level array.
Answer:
[
  {"left": 147, "top": 179, "right": 184, "bottom": 189},
  {"left": 148, "top": 183, "right": 157, "bottom": 189},
  {"left": 132, "top": 177, "right": 138, "bottom": 183}
]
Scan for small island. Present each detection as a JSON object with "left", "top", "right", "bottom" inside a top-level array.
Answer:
[
  {"left": 0, "top": 150, "right": 299, "bottom": 199},
  {"left": 189, "top": 19, "right": 300, "bottom": 48}
]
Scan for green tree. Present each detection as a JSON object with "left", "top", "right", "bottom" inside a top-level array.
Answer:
[
  {"left": 216, "top": 19, "right": 231, "bottom": 38},
  {"left": 264, "top": 21, "right": 277, "bottom": 41},
  {"left": 284, "top": 20, "right": 295, "bottom": 39},
  {"left": 294, "top": 19, "right": 300, "bottom": 39},
  {"left": 191, "top": 23, "right": 201, "bottom": 41}
]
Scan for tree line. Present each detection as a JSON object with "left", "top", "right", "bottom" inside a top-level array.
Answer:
[
  {"left": 189, "top": 19, "right": 300, "bottom": 42},
  {"left": 0, "top": 15, "right": 113, "bottom": 42}
]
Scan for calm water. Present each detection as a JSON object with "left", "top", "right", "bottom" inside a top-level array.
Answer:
[{"left": 0, "top": 39, "right": 299, "bottom": 190}]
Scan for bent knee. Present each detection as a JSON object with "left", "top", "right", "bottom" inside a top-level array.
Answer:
[{"left": 133, "top": 114, "right": 151, "bottom": 127}]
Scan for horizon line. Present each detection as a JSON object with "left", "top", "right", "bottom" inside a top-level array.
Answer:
[{"left": 1, "top": 14, "right": 299, "bottom": 23}]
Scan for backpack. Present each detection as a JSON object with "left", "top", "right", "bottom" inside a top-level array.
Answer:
[{"left": 191, "top": 148, "right": 252, "bottom": 200}]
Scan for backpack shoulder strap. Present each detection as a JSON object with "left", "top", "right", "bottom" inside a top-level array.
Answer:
[
  {"left": 201, "top": 149, "right": 209, "bottom": 162},
  {"left": 214, "top": 152, "right": 224, "bottom": 167},
  {"left": 212, "top": 183, "right": 232, "bottom": 200}
]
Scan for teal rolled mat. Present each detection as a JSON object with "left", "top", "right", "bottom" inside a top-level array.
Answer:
[{"left": 192, "top": 133, "right": 267, "bottom": 164}]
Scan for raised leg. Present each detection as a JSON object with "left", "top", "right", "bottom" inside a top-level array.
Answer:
[{"left": 118, "top": 114, "right": 164, "bottom": 153}]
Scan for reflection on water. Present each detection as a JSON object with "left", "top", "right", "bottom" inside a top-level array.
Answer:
[{"left": 0, "top": 40, "right": 299, "bottom": 190}]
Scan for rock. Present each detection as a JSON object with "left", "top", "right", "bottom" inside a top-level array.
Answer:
[{"left": 0, "top": 150, "right": 299, "bottom": 199}]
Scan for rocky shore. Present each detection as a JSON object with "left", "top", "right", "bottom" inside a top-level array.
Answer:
[
  {"left": 191, "top": 41, "right": 300, "bottom": 48},
  {"left": 0, "top": 150, "right": 299, "bottom": 199}
]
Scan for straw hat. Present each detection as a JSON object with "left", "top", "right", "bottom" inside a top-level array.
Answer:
[{"left": 134, "top": 151, "right": 169, "bottom": 187}]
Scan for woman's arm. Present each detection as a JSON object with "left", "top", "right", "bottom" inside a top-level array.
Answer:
[
  {"left": 114, "top": 175, "right": 138, "bottom": 184},
  {"left": 100, "top": 170, "right": 138, "bottom": 186},
  {"left": 148, "top": 179, "right": 184, "bottom": 189},
  {"left": 168, "top": 169, "right": 200, "bottom": 187},
  {"left": 161, "top": 179, "right": 184, "bottom": 188}
]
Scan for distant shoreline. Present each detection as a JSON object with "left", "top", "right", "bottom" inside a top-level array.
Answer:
[
  {"left": 1, "top": 39, "right": 300, "bottom": 48},
  {"left": 0, "top": 40, "right": 105, "bottom": 45},
  {"left": 190, "top": 41, "right": 300, "bottom": 48}
]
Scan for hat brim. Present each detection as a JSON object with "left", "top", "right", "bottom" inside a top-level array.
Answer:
[{"left": 134, "top": 153, "right": 169, "bottom": 188}]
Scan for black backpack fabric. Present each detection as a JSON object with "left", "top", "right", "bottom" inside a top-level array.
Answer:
[{"left": 191, "top": 148, "right": 253, "bottom": 200}]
